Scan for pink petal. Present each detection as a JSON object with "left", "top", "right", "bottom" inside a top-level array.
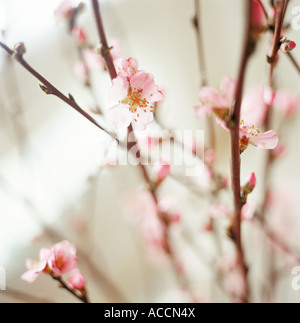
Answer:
[
  {"left": 194, "top": 105, "right": 212, "bottom": 118},
  {"left": 109, "top": 76, "right": 129, "bottom": 102},
  {"left": 107, "top": 103, "right": 132, "bottom": 130},
  {"left": 132, "top": 108, "right": 154, "bottom": 131},
  {"left": 114, "top": 57, "right": 138, "bottom": 79},
  {"left": 83, "top": 49, "right": 104, "bottom": 69},
  {"left": 130, "top": 71, "right": 154, "bottom": 93},
  {"left": 219, "top": 77, "right": 237, "bottom": 106},
  {"left": 143, "top": 84, "right": 164, "bottom": 103},
  {"left": 198, "top": 86, "right": 228, "bottom": 108},
  {"left": 250, "top": 130, "right": 279, "bottom": 149},
  {"left": 241, "top": 85, "right": 269, "bottom": 125}
]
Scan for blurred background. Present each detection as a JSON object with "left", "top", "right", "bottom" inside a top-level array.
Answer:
[{"left": 0, "top": 0, "right": 300, "bottom": 303}]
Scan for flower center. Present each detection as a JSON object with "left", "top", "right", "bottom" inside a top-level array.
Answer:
[
  {"left": 122, "top": 87, "right": 154, "bottom": 121},
  {"left": 240, "top": 119, "right": 261, "bottom": 137}
]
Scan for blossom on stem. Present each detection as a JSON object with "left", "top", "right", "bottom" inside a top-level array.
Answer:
[
  {"left": 108, "top": 66, "right": 164, "bottom": 130},
  {"left": 21, "top": 240, "right": 78, "bottom": 283},
  {"left": 194, "top": 77, "right": 236, "bottom": 121},
  {"left": 241, "top": 172, "right": 256, "bottom": 197},
  {"left": 217, "top": 118, "right": 278, "bottom": 153}
]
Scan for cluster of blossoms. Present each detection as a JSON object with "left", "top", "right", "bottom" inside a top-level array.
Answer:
[
  {"left": 21, "top": 240, "right": 86, "bottom": 293},
  {"left": 107, "top": 58, "right": 164, "bottom": 130},
  {"left": 194, "top": 77, "right": 280, "bottom": 153}
]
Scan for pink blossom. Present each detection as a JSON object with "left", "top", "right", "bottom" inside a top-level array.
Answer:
[
  {"left": 273, "top": 89, "right": 300, "bottom": 116},
  {"left": 83, "top": 48, "right": 105, "bottom": 70},
  {"left": 21, "top": 248, "right": 52, "bottom": 283},
  {"left": 108, "top": 70, "right": 164, "bottom": 130},
  {"left": 153, "top": 161, "right": 170, "bottom": 181},
  {"left": 239, "top": 121, "right": 278, "bottom": 151},
  {"left": 240, "top": 85, "right": 273, "bottom": 125},
  {"left": 67, "top": 268, "right": 86, "bottom": 290},
  {"left": 48, "top": 240, "right": 78, "bottom": 276},
  {"left": 217, "top": 118, "right": 278, "bottom": 152},
  {"left": 72, "top": 26, "right": 86, "bottom": 43},
  {"left": 194, "top": 77, "right": 236, "bottom": 120},
  {"left": 54, "top": 0, "right": 74, "bottom": 21},
  {"left": 114, "top": 57, "right": 138, "bottom": 79}
]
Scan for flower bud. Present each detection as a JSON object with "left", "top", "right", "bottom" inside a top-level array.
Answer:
[
  {"left": 280, "top": 37, "right": 296, "bottom": 53},
  {"left": 13, "top": 42, "right": 26, "bottom": 58},
  {"left": 241, "top": 173, "right": 256, "bottom": 197}
]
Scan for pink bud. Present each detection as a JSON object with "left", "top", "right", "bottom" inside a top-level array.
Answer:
[
  {"left": 72, "top": 26, "right": 86, "bottom": 43},
  {"left": 280, "top": 37, "right": 297, "bottom": 53},
  {"left": 251, "top": 0, "right": 266, "bottom": 28},
  {"left": 67, "top": 268, "right": 86, "bottom": 290},
  {"left": 248, "top": 172, "right": 256, "bottom": 187},
  {"left": 154, "top": 161, "right": 170, "bottom": 181}
]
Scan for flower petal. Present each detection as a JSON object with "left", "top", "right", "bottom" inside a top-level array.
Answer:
[
  {"left": 132, "top": 108, "right": 154, "bottom": 131},
  {"left": 107, "top": 103, "right": 132, "bottom": 130},
  {"left": 198, "top": 86, "right": 228, "bottom": 108},
  {"left": 250, "top": 130, "right": 279, "bottom": 149},
  {"left": 219, "top": 77, "right": 237, "bottom": 106},
  {"left": 109, "top": 76, "right": 129, "bottom": 102}
]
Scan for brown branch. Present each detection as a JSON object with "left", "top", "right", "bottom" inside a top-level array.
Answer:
[
  {"left": 229, "top": 0, "right": 253, "bottom": 303},
  {"left": 51, "top": 273, "right": 89, "bottom": 303},
  {"left": 0, "top": 41, "right": 117, "bottom": 142}
]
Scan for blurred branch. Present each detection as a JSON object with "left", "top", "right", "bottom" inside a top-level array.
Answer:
[
  {"left": 287, "top": 52, "right": 300, "bottom": 75},
  {"left": 192, "top": 0, "right": 216, "bottom": 151},
  {"left": 0, "top": 41, "right": 117, "bottom": 143}
]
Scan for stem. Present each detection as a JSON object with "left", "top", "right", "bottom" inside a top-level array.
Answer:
[
  {"left": 193, "top": 0, "right": 216, "bottom": 151},
  {"left": 91, "top": 0, "right": 117, "bottom": 80},
  {"left": 229, "top": 1, "right": 253, "bottom": 303},
  {"left": 51, "top": 274, "right": 90, "bottom": 303},
  {"left": 0, "top": 41, "right": 116, "bottom": 142}
]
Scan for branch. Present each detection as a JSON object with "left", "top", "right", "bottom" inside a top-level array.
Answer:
[
  {"left": 229, "top": 0, "right": 253, "bottom": 303},
  {"left": 0, "top": 41, "right": 117, "bottom": 143},
  {"left": 287, "top": 52, "right": 300, "bottom": 75},
  {"left": 51, "top": 273, "right": 89, "bottom": 303}
]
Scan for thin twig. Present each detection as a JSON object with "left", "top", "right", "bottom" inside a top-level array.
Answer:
[{"left": 0, "top": 41, "right": 117, "bottom": 142}]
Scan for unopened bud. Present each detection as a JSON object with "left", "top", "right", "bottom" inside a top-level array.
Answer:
[
  {"left": 13, "top": 42, "right": 26, "bottom": 58},
  {"left": 241, "top": 172, "right": 256, "bottom": 197},
  {"left": 280, "top": 37, "right": 296, "bottom": 53}
]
